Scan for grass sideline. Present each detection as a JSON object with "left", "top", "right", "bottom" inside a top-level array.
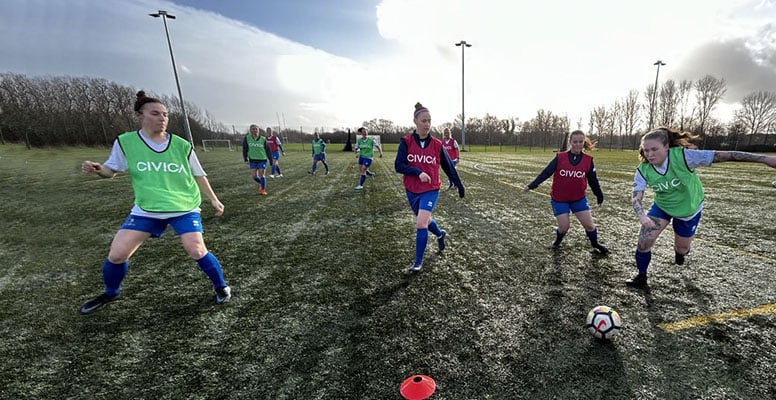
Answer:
[{"left": 1, "top": 143, "right": 775, "bottom": 399}]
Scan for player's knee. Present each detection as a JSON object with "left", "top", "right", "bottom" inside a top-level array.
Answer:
[
  {"left": 183, "top": 243, "right": 208, "bottom": 259},
  {"left": 107, "top": 252, "right": 129, "bottom": 264}
]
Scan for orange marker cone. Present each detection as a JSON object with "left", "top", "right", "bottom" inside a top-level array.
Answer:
[{"left": 400, "top": 375, "right": 436, "bottom": 400}]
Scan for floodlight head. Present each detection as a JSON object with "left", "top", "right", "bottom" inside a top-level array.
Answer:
[
  {"left": 150, "top": 10, "right": 175, "bottom": 19},
  {"left": 654, "top": 60, "right": 666, "bottom": 66}
]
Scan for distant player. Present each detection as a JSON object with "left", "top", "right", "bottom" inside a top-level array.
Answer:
[
  {"left": 242, "top": 124, "right": 273, "bottom": 195},
  {"left": 626, "top": 126, "right": 776, "bottom": 288},
  {"left": 78, "top": 91, "right": 230, "bottom": 315},
  {"left": 354, "top": 127, "right": 383, "bottom": 190},
  {"left": 442, "top": 127, "right": 460, "bottom": 189},
  {"left": 396, "top": 102, "right": 465, "bottom": 273},
  {"left": 309, "top": 132, "right": 329, "bottom": 175},
  {"left": 267, "top": 127, "right": 286, "bottom": 178},
  {"left": 524, "top": 130, "right": 609, "bottom": 255}
]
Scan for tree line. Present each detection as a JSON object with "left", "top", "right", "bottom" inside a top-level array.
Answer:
[
  {"left": 0, "top": 73, "right": 233, "bottom": 148},
  {"left": 354, "top": 74, "right": 776, "bottom": 151},
  {"left": 2, "top": 72, "right": 775, "bottom": 151}
]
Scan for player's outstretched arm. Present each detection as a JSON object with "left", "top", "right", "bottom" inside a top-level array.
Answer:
[{"left": 713, "top": 151, "right": 776, "bottom": 168}]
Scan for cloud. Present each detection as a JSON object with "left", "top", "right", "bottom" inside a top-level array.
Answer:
[
  {"left": 669, "top": 37, "right": 776, "bottom": 102},
  {"left": 3, "top": 0, "right": 776, "bottom": 133},
  {"left": 371, "top": 0, "right": 776, "bottom": 124}
]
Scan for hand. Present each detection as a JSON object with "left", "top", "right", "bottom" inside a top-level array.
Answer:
[
  {"left": 379, "top": 153, "right": 383, "bottom": 158},
  {"left": 211, "top": 199, "right": 225, "bottom": 217},
  {"left": 597, "top": 196, "right": 604, "bottom": 206},
  {"left": 81, "top": 160, "right": 101, "bottom": 174},
  {"left": 419, "top": 172, "right": 431, "bottom": 183},
  {"left": 523, "top": 185, "right": 531, "bottom": 192},
  {"left": 457, "top": 184, "right": 465, "bottom": 198}
]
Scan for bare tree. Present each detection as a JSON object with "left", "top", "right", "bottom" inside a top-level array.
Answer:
[
  {"left": 694, "top": 75, "right": 727, "bottom": 135},
  {"left": 622, "top": 90, "right": 640, "bottom": 134},
  {"left": 644, "top": 83, "right": 656, "bottom": 129},
  {"left": 657, "top": 79, "right": 680, "bottom": 128},
  {"left": 607, "top": 101, "right": 621, "bottom": 149},
  {"left": 677, "top": 79, "right": 693, "bottom": 130},
  {"left": 523, "top": 109, "right": 567, "bottom": 149},
  {"left": 589, "top": 106, "right": 609, "bottom": 136},
  {"left": 734, "top": 91, "right": 776, "bottom": 134}
]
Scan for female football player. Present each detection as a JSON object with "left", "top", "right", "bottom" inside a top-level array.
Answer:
[
  {"left": 79, "top": 91, "right": 230, "bottom": 314},
  {"left": 395, "top": 102, "right": 465, "bottom": 273},
  {"left": 242, "top": 124, "right": 273, "bottom": 195},
  {"left": 626, "top": 126, "right": 776, "bottom": 288},
  {"left": 524, "top": 130, "right": 609, "bottom": 254}
]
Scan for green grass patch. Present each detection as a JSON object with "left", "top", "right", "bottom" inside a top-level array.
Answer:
[{"left": 1, "top": 143, "right": 775, "bottom": 399}]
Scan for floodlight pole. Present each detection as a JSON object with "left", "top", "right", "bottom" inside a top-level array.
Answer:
[
  {"left": 648, "top": 60, "right": 666, "bottom": 130},
  {"left": 149, "top": 10, "right": 194, "bottom": 146},
  {"left": 455, "top": 40, "right": 472, "bottom": 151}
]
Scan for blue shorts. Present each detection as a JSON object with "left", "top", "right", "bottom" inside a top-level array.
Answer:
[
  {"left": 249, "top": 160, "right": 268, "bottom": 170},
  {"left": 406, "top": 190, "right": 440, "bottom": 215},
  {"left": 648, "top": 204, "right": 702, "bottom": 238},
  {"left": 313, "top": 154, "right": 327, "bottom": 161},
  {"left": 272, "top": 151, "right": 281, "bottom": 160},
  {"left": 358, "top": 157, "right": 373, "bottom": 168},
  {"left": 551, "top": 198, "right": 590, "bottom": 217},
  {"left": 120, "top": 212, "right": 203, "bottom": 238}
]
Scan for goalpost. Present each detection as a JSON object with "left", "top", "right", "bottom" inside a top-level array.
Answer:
[
  {"left": 202, "top": 140, "right": 234, "bottom": 152},
  {"left": 368, "top": 135, "right": 382, "bottom": 148}
]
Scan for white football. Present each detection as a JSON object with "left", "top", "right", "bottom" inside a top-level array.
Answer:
[{"left": 585, "top": 305, "right": 623, "bottom": 340}]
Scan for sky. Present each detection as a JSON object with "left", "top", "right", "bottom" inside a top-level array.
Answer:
[{"left": 2, "top": 0, "right": 776, "bottom": 134}]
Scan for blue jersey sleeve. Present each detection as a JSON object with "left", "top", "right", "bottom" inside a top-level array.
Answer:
[{"left": 527, "top": 156, "right": 558, "bottom": 189}]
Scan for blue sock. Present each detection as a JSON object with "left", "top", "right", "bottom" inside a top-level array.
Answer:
[
  {"left": 253, "top": 176, "right": 261, "bottom": 184},
  {"left": 197, "top": 252, "right": 227, "bottom": 289},
  {"left": 323, "top": 162, "right": 329, "bottom": 172},
  {"left": 585, "top": 228, "right": 599, "bottom": 245},
  {"left": 275, "top": 165, "right": 282, "bottom": 175},
  {"left": 428, "top": 219, "right": 442, "bottom": 237},
  {"left": 415, "top": 228, "right": 428, "bottom": 266},
  {"left": 635, "top": 250, "right": 651, "bottom": 275},
  {"left": 359, "top": 175, "right": 366, "bottom": 186},
  {"left": 260, "top": 177, "right": 266, "bottom": 189},
  {"left": 311, "top": 163, "right": 317, "bottom": 173},
  {"left": 102, "top": 259, "right": 128, "bottom": 297}
]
